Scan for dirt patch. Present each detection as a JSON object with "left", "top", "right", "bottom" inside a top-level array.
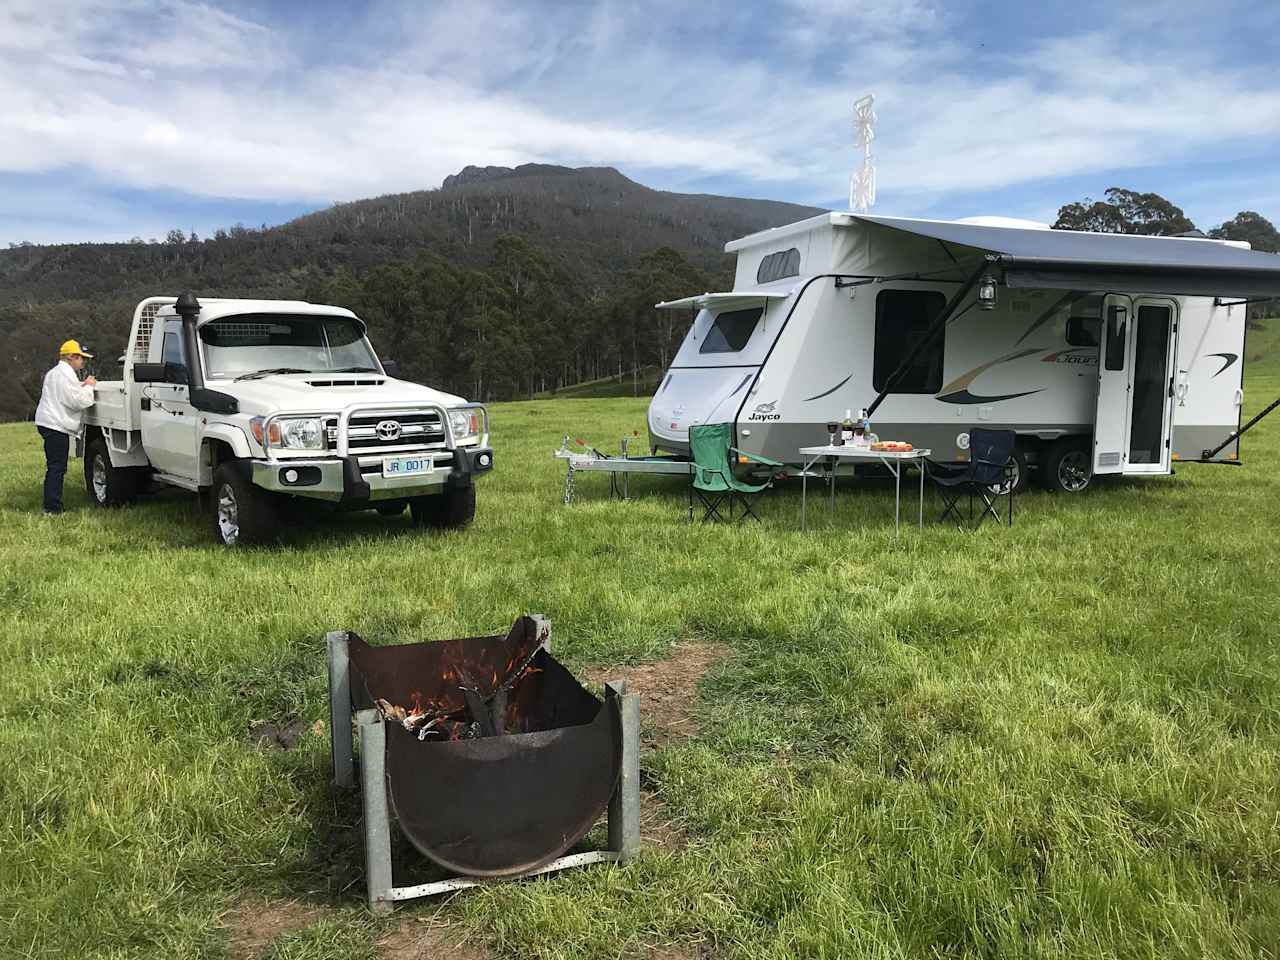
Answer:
[
  {"left": 378, "top": 915, "right": 494, "bottom": 960},
  {"left": 224, "top": 898, "right": 328, "bottom": 960},
  {"left": 246, "top": 718, "right": 309, "bottom": 750},
  {"left": 583, "top": 642, "right": 728, "bottom": 746}
]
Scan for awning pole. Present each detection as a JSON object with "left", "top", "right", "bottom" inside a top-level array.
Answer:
[
  {"left": 866, "top": 259, "right": 991, "bottom": 418},
  {"left": 1201, "top": 394, "right": 1280, "bottom": 460}
]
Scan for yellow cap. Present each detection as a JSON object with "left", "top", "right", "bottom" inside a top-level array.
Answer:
[{"left": 59, "top": 339, "right": 94, "bottom": 358}]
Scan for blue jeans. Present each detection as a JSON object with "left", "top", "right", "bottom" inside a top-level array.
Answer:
[{"left": 37, "top": 426, "right": 70, "bottom": 513}]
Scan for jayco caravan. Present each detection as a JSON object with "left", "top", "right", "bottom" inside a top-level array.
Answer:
[{"left": 647, "top": 213, "right": 1278, "bottom": 492}]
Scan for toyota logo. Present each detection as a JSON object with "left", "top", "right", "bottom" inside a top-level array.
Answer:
[{"left": 375, "top": 419, "right": 402, "bottom": 441}]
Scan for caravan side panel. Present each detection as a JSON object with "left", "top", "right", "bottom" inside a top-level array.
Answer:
[
  {"left": 737, "top": 282, "right": 1099, "bottom": 464},
  {"left": 1172, "top": 298, "right": 1247, "bottom": 461}
]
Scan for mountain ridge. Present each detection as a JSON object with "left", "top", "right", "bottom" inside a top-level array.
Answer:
[{"left": 0, "top": 164, "right": 825, "bottom": 418}]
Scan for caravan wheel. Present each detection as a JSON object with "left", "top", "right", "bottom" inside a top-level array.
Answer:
[
  {"left": 988, "top": 447, "right": 1029, "bottom": 497},
  {"left": 1042, "top": 440, "right": 1092, "bottom": 494}
]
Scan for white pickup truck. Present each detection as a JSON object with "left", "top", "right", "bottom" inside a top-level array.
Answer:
[{"left": 81, "top": 293, "right": 494, "bottom": 545}]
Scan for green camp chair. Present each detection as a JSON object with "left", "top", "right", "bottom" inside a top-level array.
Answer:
[{"left": 687, "top": 423, "right": 781, "bottom": 523}]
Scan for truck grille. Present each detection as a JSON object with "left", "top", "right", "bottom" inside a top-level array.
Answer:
[{"left": 331, "top": 410, "right": 447, "bottom": 455}]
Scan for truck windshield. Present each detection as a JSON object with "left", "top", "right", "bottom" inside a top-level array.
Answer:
[{"left": 198, "top": 314, "right": 379, "bottom": 380}]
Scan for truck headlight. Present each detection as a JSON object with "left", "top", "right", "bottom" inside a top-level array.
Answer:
[
  {"left": 448, "top": 408, "right": 485, "bottom": 446},
  {"left": 278, "top": 417, "right": 325, "bottom": 450}
]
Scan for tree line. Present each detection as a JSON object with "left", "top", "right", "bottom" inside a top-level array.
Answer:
[{"left": 2, "top": 173, "right": 1277, "bottom": 423}]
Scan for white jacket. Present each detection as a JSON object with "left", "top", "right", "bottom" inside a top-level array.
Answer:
[{"left": 34, "top": 360, "right": 95, "bottom": 436}]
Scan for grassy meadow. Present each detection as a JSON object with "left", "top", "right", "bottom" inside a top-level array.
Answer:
[{"left": 2, "top": 328, "right": 1279, "bottom": 959}]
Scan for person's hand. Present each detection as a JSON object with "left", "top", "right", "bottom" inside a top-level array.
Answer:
[{"left": 84, "top": 376, "right": 97, "bottom": 387}]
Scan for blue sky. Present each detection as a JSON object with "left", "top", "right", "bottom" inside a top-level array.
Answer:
[{"left": 3, "top": 0, "right": 1279, "bottom": 246}]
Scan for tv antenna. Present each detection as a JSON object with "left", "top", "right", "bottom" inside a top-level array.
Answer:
[{"left": 849, "top": 93, "right": 876, "bottom": 212}]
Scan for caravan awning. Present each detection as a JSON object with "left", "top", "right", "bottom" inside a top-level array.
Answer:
[
  {"left": 853, "top": 214, "right": 1280, "bottom": 298},
  {"left": 654, "top": 291, "right": 791, "bottom": 311}
]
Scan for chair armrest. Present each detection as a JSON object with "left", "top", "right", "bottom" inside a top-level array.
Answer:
[{"left": 730, "top": 447, "right": 783, "bottom": 468}]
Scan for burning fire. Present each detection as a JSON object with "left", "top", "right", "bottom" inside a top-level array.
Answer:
[{"left": 374, "top": 635, "right": 544, "bottom": 741}]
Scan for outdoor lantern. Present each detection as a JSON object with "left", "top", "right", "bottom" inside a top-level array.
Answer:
[{"left": 977, "top": 273, "right": 998, "bottom": 311}]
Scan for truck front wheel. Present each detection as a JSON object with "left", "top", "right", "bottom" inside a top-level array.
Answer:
[
  {"left": 84, "top": 435, "right": 140, "bottom": 508},
  {"left": 410, "top": 484, "right": 476, "bottom": 530},
  {"left": 211, "top": 463, "right": 272, "bottom": 546}
]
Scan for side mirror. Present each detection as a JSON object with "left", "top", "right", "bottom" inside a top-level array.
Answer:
[
  {"left": 381, "top": 359, "right": 401, "bottom": 378},
  {"left": 164, "top": 362, "right": 188, "bottom": 385},
  {"left": 132, "top": 362, "right": 167, "bottom": 383}
]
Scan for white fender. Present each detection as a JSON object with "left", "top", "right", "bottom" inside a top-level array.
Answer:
[{"left": 199, "top": 424, "right": 254, "bottom": 486}]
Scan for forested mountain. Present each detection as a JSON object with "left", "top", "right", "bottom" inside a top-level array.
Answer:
[{"left": 0, "top": 165, "right": 822, "bottom": 421}]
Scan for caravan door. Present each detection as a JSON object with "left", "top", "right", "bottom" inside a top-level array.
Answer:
[{"left": 1093, "top": 295, "right": 1178, "bottom": 475}]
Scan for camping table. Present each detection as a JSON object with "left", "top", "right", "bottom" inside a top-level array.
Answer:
[{"left": 798, "top": 445, "right": 932, "bottom": 535}]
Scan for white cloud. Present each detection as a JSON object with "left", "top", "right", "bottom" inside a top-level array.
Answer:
[{"left": 0, "top": 0, "right": 1278, "bottom": 238}]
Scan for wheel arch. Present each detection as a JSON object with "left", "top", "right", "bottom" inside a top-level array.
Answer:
[
  {"left": 199, "top": 426, "right": 252, "bottom": 487},
  {"left": 86, "top": 425, "right": 149, "bottom": 468}
]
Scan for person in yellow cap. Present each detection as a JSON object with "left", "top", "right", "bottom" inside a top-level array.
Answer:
[{"left": 33, "top": 340, "right": 97, "bottom": 514}]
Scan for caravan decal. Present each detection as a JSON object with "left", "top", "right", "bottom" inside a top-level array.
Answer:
[
  {"left": 1041, "top": 348, "right": 1098, "bottom": 365},
  {"left": 803, "top": 374, "right": 853, "bottom": 402},
  {"left": 935, "top": 347, "right": 1045, "bottom": 405},
  {"left": 748, "top": 400, "right": 781, "bottom": 421},
  {"left": 1209, "top": 353, "right": 1239, "bottom": 378}
]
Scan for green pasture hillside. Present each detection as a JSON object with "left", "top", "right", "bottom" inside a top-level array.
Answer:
[{"left": 0, "top": 337, "right": 1278, "bottom": 958}]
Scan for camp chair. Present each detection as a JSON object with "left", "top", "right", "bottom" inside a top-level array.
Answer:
[
  {"left": 929, "top": 428, "right": 1016, "bottom": 529},
  {"left": 687, "top": 423, "right": 781, "bottom": 523}
]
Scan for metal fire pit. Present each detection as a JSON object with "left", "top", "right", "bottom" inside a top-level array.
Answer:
[{"left": 327, "top": 615, "right": 640, "bottom": 910}]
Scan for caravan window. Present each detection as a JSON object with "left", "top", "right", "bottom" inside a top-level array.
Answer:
[
  {"left": 700, "top": 307, "right": 763, "bottom": 354},
  {"left": 1066, "top": 295, "right": 1103, "bottom": 347},
  {"left": 756, "top": 248, "right": 801, "bottom": 284},
  {"left": 873, "top": 290, "right": 947, "bottom": 394}
]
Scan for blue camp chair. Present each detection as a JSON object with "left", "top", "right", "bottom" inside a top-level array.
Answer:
[
  {"left": 687, "top": 423, "right": 781, "bottom": 523},
  {"left": 929, "top": 428, "right": 1017, "bottom": 529}
]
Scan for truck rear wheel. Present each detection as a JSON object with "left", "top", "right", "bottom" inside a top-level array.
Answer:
[
  {"left": 84, "top": 435, "right": 140, "bottom": 508},
  {"left": 1042, "top": 439, "right": 1092, "bottom": 494},
  {"left": 410, "top": 485, "right": 476, "bottom": 530},
  {"left": 211, "top": 463, "right": 272, "bottom": 546}
]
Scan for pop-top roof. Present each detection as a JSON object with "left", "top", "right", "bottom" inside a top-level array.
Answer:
[
  {"left": 852, "top": 214, "right": 1280, "bottom": 298},
  {"left": 654, "top": 291, "right": 791, "bottom": 311}
]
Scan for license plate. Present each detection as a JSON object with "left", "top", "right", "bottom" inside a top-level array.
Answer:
[{"left": 383, "top": 455, "right": 433, "bottom": 477}]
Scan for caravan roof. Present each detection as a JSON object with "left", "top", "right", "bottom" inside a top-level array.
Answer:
[{"left": 852, "top": 215, "right": 1280, "bottom": 298}]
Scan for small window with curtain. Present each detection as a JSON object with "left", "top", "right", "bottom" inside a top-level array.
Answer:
[
  {"left": 873, "top": 290, "right": 947, "bottom": 393},
  {"left": 700, "top": 307, "right": 763, "bottom": 354},
  {"left": 756, "top": 248, "right": 801, "bottom": 284}
]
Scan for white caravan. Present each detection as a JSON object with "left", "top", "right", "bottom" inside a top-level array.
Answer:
[{"left": 647, "top": 213, "right": 1277, "bottom": 492}]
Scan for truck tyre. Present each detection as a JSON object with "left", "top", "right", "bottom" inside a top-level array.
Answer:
[
  {"left": 1042, "top": 439, "right": 1092, "bottom": 494},
  {"left": 84, "top": 435, "right": 139, "bottom": 507},
  {"left": 211, "top": 463, "right": 272, "bottom": 546},
  {"left": 410, "top": 484, "right": 476, "bottom": 529}
]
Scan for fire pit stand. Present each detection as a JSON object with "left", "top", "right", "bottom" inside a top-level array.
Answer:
[{"left": 326, "top": 616, "right": 641, "bottom": 912}]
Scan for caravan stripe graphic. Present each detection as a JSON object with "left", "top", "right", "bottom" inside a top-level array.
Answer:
[
  {"left": 1209, "top": 353, "right": 1239, "bottom": 378},
  {"left": 935, "top": 347, "right": 1045, "bottom": 404},
  {"left": 803, "top": 373, "right": 853, "bottom": 402}
]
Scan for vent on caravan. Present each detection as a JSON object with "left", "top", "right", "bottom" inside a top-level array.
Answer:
[{"left": 1097, "top": 451, "right": 1122, "bottom": 468}]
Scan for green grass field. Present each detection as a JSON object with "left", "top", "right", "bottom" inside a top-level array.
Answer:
[{"left": 2, "top": 331, "right": 1279, "bottom": 959}]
